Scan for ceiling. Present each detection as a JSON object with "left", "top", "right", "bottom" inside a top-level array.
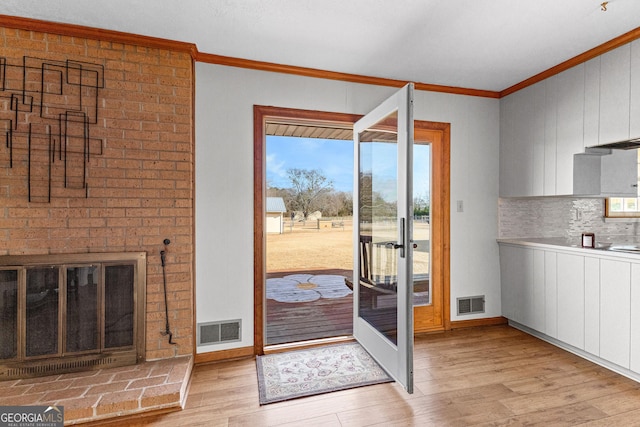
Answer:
[
  {"left": 1, "top": 0, "right": 640, "bottom": 92},
  {"left": 266, "top": 122, "right": 352, "bottom": 140}
]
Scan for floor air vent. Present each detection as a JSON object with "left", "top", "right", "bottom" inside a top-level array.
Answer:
[
  {"left": 197, "top": 320, "right": 242, "bottom": 346},
  {"left": 457, "top": 295, "right": 485, "bottom": 315}
]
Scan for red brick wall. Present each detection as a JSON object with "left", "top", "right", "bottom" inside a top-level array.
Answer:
[{"left": 0, "top": 26, "right": 194, "bottom": 360}]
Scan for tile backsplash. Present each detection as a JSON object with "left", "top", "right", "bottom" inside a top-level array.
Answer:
[{"left": 498, "top": 197, "right": 640, "bottom": 243}]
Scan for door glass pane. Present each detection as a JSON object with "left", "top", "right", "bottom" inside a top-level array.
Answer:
[
  {"left": 26, "top": 267, "right": 59, "bottom": 357},
  {"left": 66, "top": 265, "right": 99, "bottom": 353},
  {"left": 358, "top": 110, "right": 398, "bottom": 344},
  {"left": 104, "top": 264, "right": 134, "bottom": 348},
  {"left": 0, "top": 270, "right": 18, "bottom": 359},
  {"left": 413, "top": 143, "right": 431, "bottom": 306}
]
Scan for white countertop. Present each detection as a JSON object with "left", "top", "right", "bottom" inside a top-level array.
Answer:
[{"left": 497, "top": 237, "right": 640, "bottom": 260}]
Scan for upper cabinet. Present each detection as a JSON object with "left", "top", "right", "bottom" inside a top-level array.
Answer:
[
  {"left": 499, "top": 84, "right": 543, "bottom": 197},
  {"left": 631, "top": 39, "right": 640, "bottom": 140},
  {"left": 599, "top": 44, "right": 631, "bottom": 145},
  {"left": 500, "top": 40, "right": 640, "bottom": 197},
  {"left": 499, "top": 81, "right": 546, "bottom": 197},
  {"left": 574, "top": 150, "right": 638, "bottom": 197},
  {"left": 556, "top": 64, "right": 585, "bottom": 195},
  {"left": 583, "top": 57, "right": 600, "bottom": 148}
]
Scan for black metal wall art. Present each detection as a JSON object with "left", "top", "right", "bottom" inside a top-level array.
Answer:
[{"left": 0, "top": 56, "right": 104, "bottom": 202}]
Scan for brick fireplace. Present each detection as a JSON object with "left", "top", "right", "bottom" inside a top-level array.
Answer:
[{"left": 0, "top": 19, "right": 195, "bottom": 377}]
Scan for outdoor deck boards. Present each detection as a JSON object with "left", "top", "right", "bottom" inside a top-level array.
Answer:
[
  {"left": 266, "top": 269, "right": 354, "bottom": 345},
  {"left": 266, "top": 296, "right": 353, "bottom": 345},
  {"left": 265, "top": 269, "right": 421, "bottom": 345}
]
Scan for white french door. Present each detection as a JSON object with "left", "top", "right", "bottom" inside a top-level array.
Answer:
[{"left": 352, "top": 83, "right": 414, "bottom": 393}]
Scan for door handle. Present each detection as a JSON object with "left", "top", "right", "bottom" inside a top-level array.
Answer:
[{"left": 385, "top": 218, "right": 405, "bottom": 258}]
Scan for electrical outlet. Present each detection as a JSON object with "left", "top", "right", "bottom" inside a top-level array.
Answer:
[{"left": 573, "top": 208, "right": 582, "bottom": 220}]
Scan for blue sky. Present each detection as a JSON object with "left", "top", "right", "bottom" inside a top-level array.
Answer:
[
  {"left": 267, "top": 136, "right": 354, "bottom": 192},
  {"left": 266, "top": 135, "right": 431, "bottom": 200}
]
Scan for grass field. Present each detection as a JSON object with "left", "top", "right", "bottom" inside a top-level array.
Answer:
[
  {"left": 266, "top": 219, "right": 354, "bottom": 272},
  {"left": 266, "top": 218, "right": 430, "bottom": 275}
]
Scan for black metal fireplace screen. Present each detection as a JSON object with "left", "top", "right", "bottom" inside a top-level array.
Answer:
[{"left": 0, "top": 252, "right": 146, "bottom": 380}]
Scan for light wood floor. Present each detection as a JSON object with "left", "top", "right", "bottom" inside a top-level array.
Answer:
[{"left": 87, "top": 325, "right": 640, "bottom": 426}]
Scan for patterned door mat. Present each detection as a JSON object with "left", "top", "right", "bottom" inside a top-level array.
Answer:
[{"left": 256, "top": 342, "right": 393, "bottom": 404}]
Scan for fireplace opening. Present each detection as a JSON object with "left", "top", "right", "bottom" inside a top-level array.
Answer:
[{"left": 0, "top": 252, "right": 146, "bottom": 380}]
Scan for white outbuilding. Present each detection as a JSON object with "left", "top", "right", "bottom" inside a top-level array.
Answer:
[{"left": 266, "top": 197, "right": 287, "bottom": 234}]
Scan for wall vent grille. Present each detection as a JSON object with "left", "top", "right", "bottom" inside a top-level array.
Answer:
[
  {"left": 457, "top": 296, "right": 485, "bottom": 315},
  {"left": 198, "top": 320, "right": 241, "bottom": 346}
]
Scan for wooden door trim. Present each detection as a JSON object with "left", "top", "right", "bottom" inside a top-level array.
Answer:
[
  {"left": 253, "top": 105, "right": 451, "bottom": 355},
  {"left": 253, "top": 106, "right": 360, "bottom": 355},
  {"left": 413, "top": 122, "right": 451, "bottom": 333}
]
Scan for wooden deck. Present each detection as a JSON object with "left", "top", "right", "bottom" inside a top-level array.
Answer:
[
  {"left": 266, "top": 269, "right": 353, "bottom": 345},
  {"left": 265, "top": 268, "right": 426, "bottom": 346}
]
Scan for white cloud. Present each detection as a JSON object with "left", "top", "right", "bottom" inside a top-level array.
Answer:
[{"left": 266, "top": 153, "right": 289, "bottom": 188}]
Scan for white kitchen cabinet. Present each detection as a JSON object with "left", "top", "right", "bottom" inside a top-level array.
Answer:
[
  {"left": 499, "top": 93, "right": 526, "bottom": 197},
  {"left": 600, "top": 259, "right": 631, "bottom": 369},
  {"left": 544, "top": 76, "right": 558, "bottom": 196},
  {"left": 519, "top": 247, "right": 536, "bottom": 327},
  {"left": 500, "top": 245, "right": 546, "bottom": 333},
  {"left": 500, "top": 40, "right": 640, "bottom": 198},
  {"left": 631, "top": 39, "right": 640, "bottom": 140},
  {"left": 584, "top": 257, "right": 600, "bottom": 356},
  {"left": 574, "top": 150, "right": 638, "bottom": 197},
  {"left": 630, "top": 264, "right": 640, "bottom": 372},
  {"left": 583, "top": 57, "right": 601, "bottom": 148},
  {"left": 556, "top": 65, "right": 585, "bottom": 195},
  {"left": 544, "top": 251, "right": 557, "bottom": 338},
  {"left": 499, "top": 83, "right": 545, "bottom": 197},
  {"left": 599, "top": 44, "right": 631, "bottom": 144},
  {"left": 499, "top": 243, "right": 516, "bottom": 320},
  {"left": 499, "top": 244, "right": 533, "bottom": 323},
  {"left": 599, "top": 150, "right": 638, "bottom": 196},
  {"left": 531, "top": 83, "right": 546, "bottom": 196},
  {"left": 532, "top": 249, "right": 546, "bottom": 332},
  {"left": 557, "top": 253, "right": 585, "bottom": 349},
  {"left": 499, "top": 240, "right": 640, "bottom": 380}
]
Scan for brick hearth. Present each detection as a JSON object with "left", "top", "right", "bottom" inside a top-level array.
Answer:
[{"left": 0, "top": 356, "right": 192, "bottom": 425}]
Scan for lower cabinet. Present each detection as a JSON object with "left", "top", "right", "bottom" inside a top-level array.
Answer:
[
  {"left": 631, "top": 264, "right": 640, "bottom": 372},
  {"left": 600, "top": 259, "right": 631, "bottom": 369},
  {"left": 584, "top": 257, "right": 600, "bottom": 355},
  {"left": 544, "top": 251, "right": 557, "bottom": 339},
  {"left": 499, "top": 245, "right": 532, "bottom": 325},
  {"left": 499, "top": 242, "right": 640, "bottom": 378},
  {"left": 556, "top": 253, "right": 585, "bottom": 350}
]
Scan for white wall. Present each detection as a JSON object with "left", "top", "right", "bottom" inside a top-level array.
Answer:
[{"left": 195, "top": 63, "right": 501, "bottom": 352}]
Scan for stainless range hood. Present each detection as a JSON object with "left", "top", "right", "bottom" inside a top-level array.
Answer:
[
  {"left": 574, "top": 143, "right": 638, "bottom": 197},
  {"left": 587, "top": 137, "right": 640, "bottom": 150}
]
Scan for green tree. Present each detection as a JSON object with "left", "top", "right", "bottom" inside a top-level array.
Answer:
[{"left": 413, "top": 193, "right": 430, "bottom": 217}]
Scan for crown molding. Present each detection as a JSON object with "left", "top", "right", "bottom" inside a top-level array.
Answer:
[
  {"left": 3, "top": 14, "right": 638, "bottom": 99},
  {"left": 195, "top": 51, "right": 500, "bottom": 99},
  {"left": 0, "top": 14, "right": 499, "bottom": 98},
  {"left": 0, "top": 14, "right": 197, "bottom": 54},
  {"left": 501, "top": 26, "right": 640, "bottom": 97}
]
